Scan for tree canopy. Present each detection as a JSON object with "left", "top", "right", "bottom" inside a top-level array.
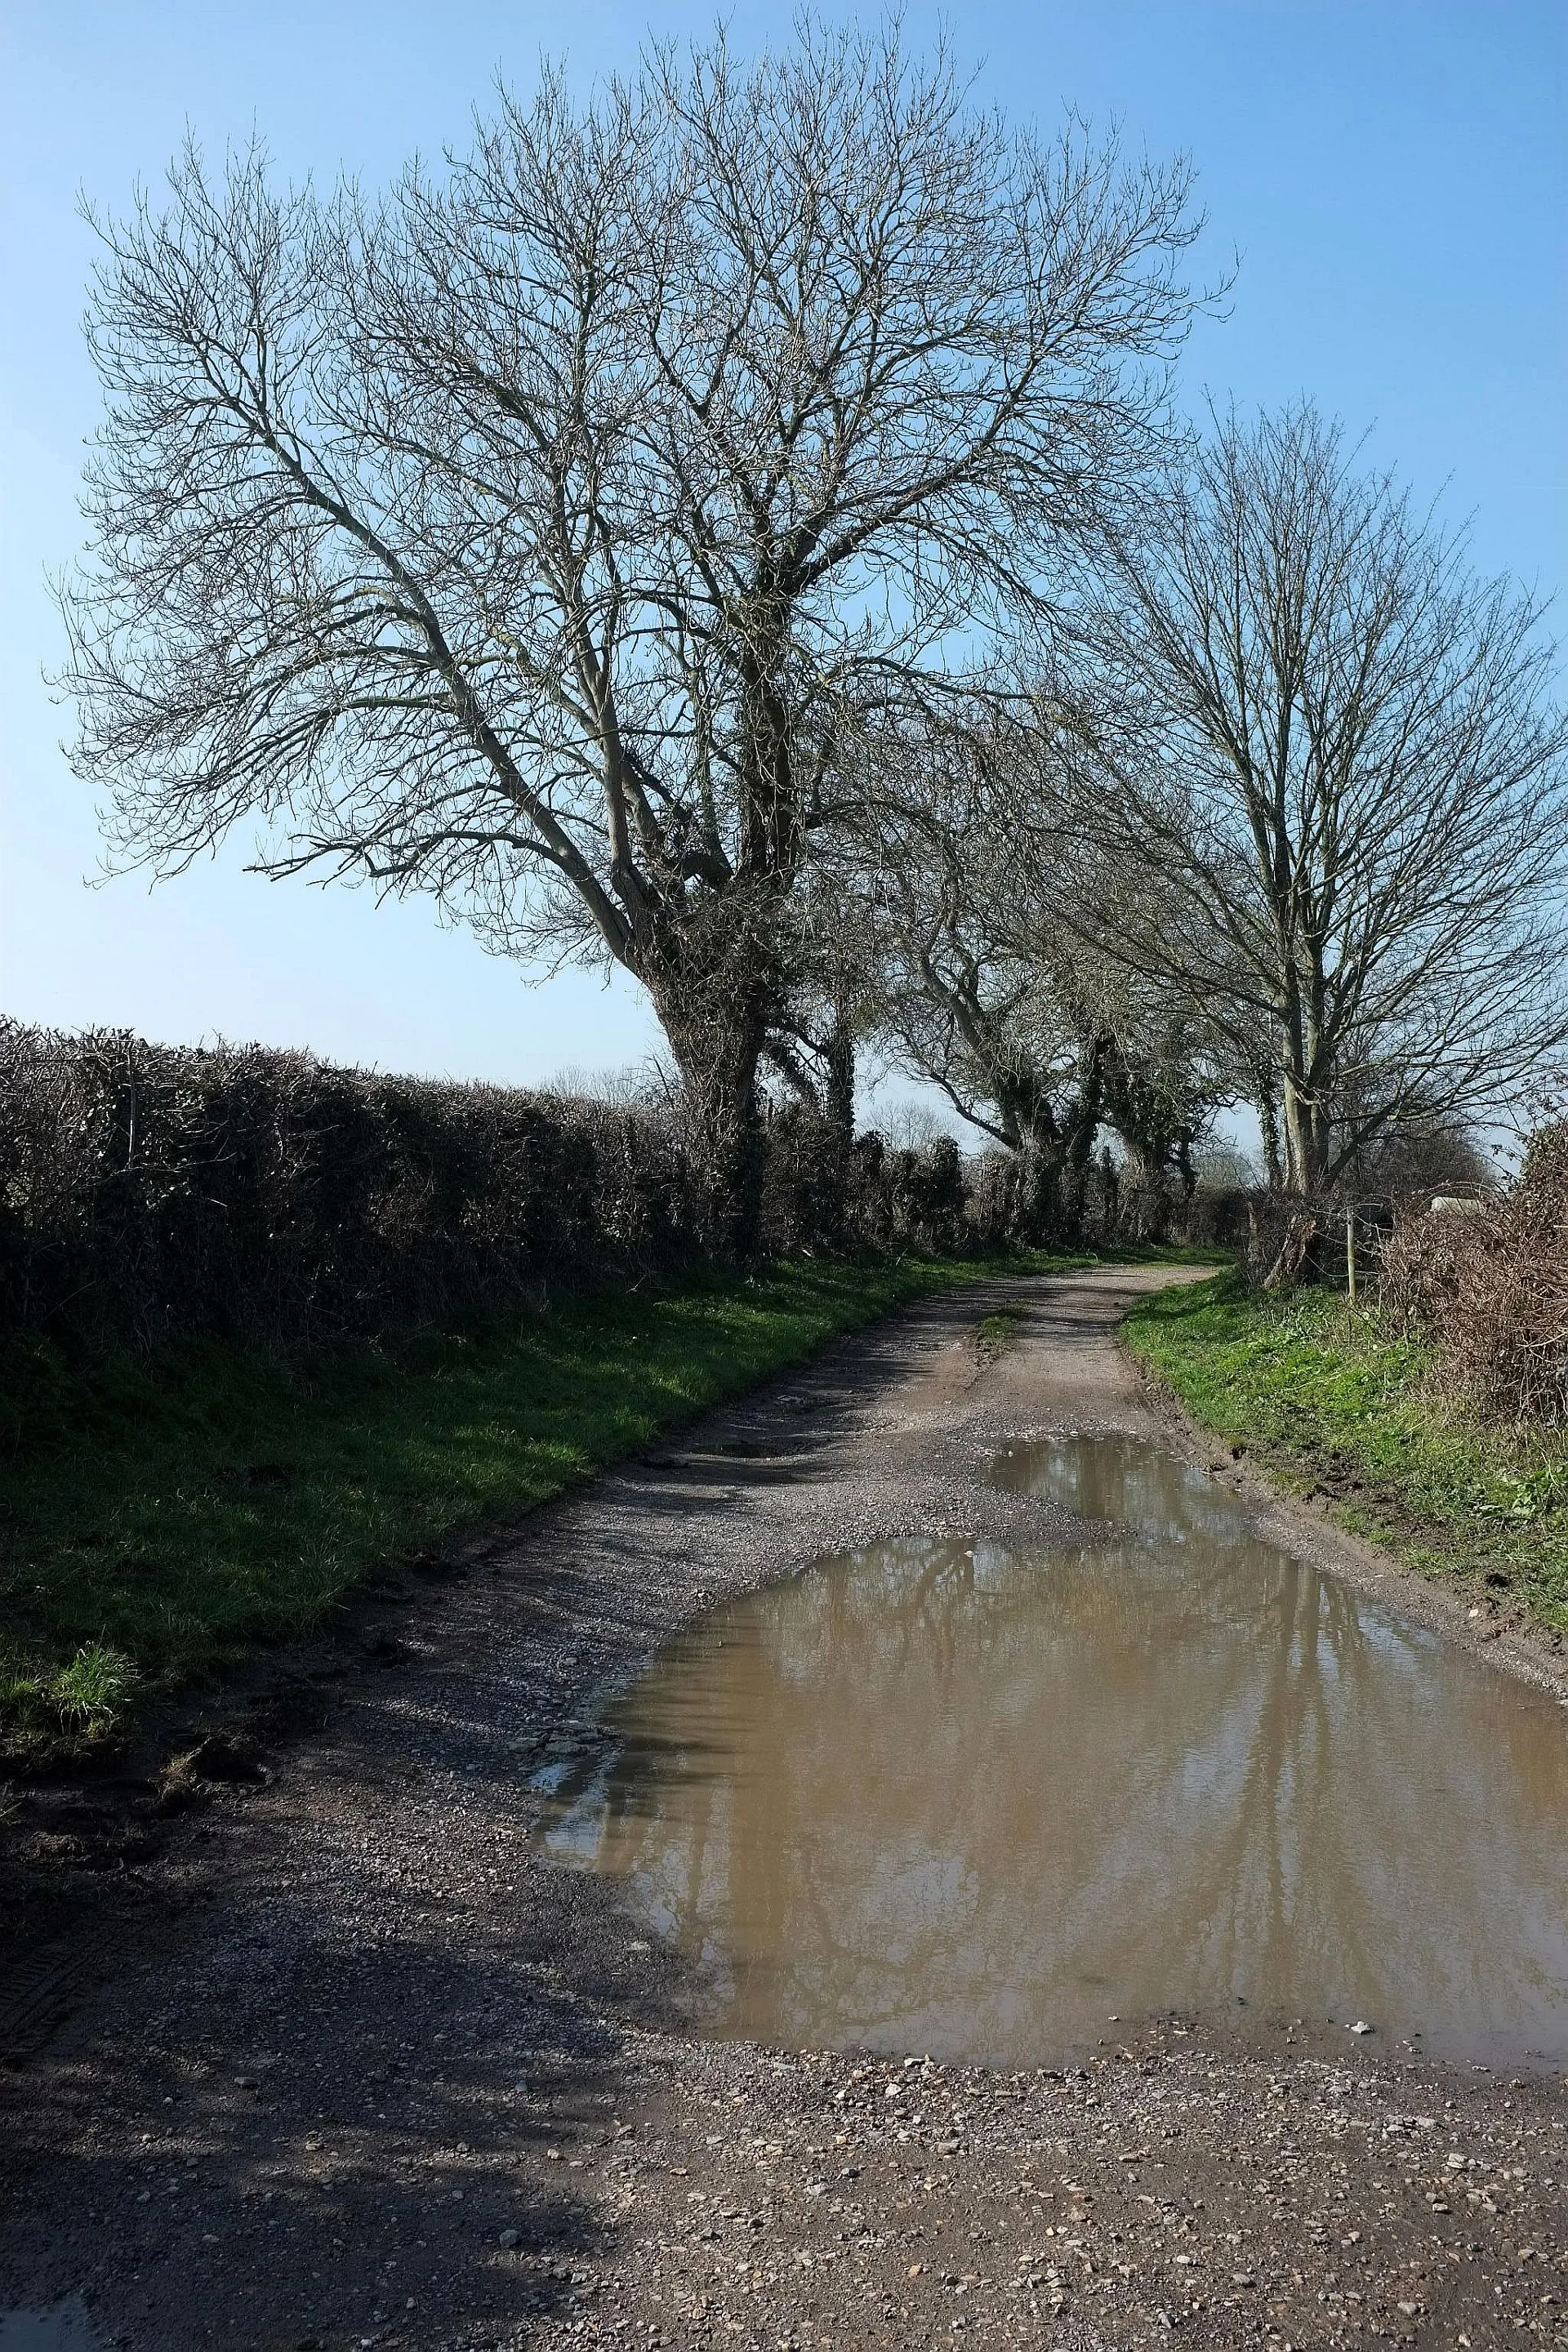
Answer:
[{"left": 59, "top": 18, "right": 1204, "bottom": 1232}]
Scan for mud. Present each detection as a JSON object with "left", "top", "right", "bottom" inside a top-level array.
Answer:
[{"left": 2, "top": 1266, "right": 1566, "bottom": 2350}]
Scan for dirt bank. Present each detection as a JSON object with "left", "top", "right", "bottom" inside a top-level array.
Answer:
[{"left": 2, "top": 1266, "right": 1566, "bottom": 2350}]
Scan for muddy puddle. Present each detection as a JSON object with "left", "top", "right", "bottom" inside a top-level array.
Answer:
[
  {"left": 535, "top": 1436, "right": 1568, "bottom": 2070},
  {"left": 0, "top": 2305, "right": 96, "bottom": 2350}
]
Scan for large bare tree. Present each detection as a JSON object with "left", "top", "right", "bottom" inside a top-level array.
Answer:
[
  {"left": 58, "top": 20, "right": 1205, "bottom": 1236},
  {"left": 1070, "top": 406, "right": 1568, "bottom": 1194}
]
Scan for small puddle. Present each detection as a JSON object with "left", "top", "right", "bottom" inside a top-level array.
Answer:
[
  {"left": 536, "top": 1436, "right": 1568, "bottom": 2069},
  {"left": 0, "top": 2305, "right": 97, "bottom": 2350}
]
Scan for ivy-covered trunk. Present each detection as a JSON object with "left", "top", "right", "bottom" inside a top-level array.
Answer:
[
  {"left": 822, "top": 1003, "right": 857, "bottom": 1146},
  {"left": 636, "top": 900, "right": 777, "bottom": 1259}
]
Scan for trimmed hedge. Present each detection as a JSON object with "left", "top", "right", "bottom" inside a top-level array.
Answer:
[
  {"left": 0, "top": 1023, "right": 703, "bottom": 1347},
  {"left": 0, "top": 1022, "right": 1239, "bottom": 1355},
  {"left": 0, "top": 1024, "right": 1040, "bottom": 1351}
]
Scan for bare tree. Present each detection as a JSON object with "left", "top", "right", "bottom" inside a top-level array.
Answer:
[
  {"left": 761, "top": 881, "right": 871, "bottom": 1146},
  {"left": 842, "top": 702, "right": 1225, "bottom": 1208},
  {"left": 1071, "top": 405, "right": 1568, "bottom": 1195},
  {"left": 57, "top": 20, "right": 1204, "bottom": 1238},
  {"left": 830, "top": 704, "right": 1076, "bottom": 1156}
]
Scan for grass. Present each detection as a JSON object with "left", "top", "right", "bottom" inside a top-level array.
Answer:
[
  {"left": 975, "top": 1301, "right": 1027, "bottom": 1356},
  {"left": 1, "top": 1250, "right": 1089, "bottom": 1756},
  {"left": 1123, "top": 1270, "right": 1568, "bottom": 1636}
]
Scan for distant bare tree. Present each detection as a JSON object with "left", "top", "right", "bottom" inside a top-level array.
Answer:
[
  {"left": 1347, "top": 1107, "right": 1494, "bottom": 1206},
  {"left": 58, "top": 19, "right": 1205, "bottom": 1238},
  {"left": 843, "top": 702, "right": 1225, "bottom": 1200},
  {"left": 836, "top": 704, "right": 1080, "bottom": 1157},
  {"left": 1071, "top": 406, "right": 1568, "bottom": 1194}
]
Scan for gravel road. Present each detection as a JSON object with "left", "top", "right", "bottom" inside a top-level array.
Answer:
[{"left": 2, "top": 1264, "right": 1566, "bottom": 2351}]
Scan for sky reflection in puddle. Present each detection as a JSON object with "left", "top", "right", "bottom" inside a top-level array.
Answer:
[
  {"left": 535, "top": 1437, "right": 1568, "bottom": 2069},
  {"left": 0, "top": 2302, "right": 98, "bottom": 2350}
]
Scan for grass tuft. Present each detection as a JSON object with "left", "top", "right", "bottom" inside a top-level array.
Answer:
[
  {"left": 975, "top": 1302, "right": 1027, "bottom": 1356},
  {"left": 48, "top": 1642, "right": 139, "bottom": 1732}
]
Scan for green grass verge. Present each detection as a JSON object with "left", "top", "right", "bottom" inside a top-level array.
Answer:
[
  {"left": 2, "top": 1250, "right": 1080, "bottom": 1756},
  {"left": 1123, "top": 1271, "right": 1568, "bottom": 1636}
]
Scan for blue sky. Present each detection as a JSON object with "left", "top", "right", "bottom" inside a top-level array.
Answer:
[{"left": 2, "top": 0, "right": 1563, "bottom": 1112}]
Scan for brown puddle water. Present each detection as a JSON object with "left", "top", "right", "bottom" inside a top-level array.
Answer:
[{"left": 535, "top": 1437, "right": 1568, "bottom": 2069}]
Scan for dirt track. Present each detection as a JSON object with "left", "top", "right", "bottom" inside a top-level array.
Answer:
[{"left": 3, "top": 1264, "right": 1567, "bottom": 2350}]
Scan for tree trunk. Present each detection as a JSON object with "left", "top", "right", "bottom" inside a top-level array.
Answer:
[
  {"left": 1063, "top": 1035, "right": 1107, "bottom": 1174},
  {"left": 1256, "top": 1075, "right": 1284, "bottom": 1192},
  {"left": 1264, "top": 1211, "right": 1322, "bottom": 1291},
  {"left": 823, "top": 1004, "right": 856, "bottom": 1146},
  {"left": 1174, "top": 1134, "right": 1196, "bottom": 1200},
  {"left": 1281, "top": 1075, "right": 1333, "bottom": 1196},
  {"left": 635, "top": 902, "right": 775, "bottom": 1258}
]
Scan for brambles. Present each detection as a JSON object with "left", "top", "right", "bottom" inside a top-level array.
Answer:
[{"left": 1381, "top": 1127, "right": 1568, "bottom": 1428}]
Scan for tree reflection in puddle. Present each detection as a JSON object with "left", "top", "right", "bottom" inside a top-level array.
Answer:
[{"left": 534, "top": 1437, "right": 1568, "bottom": 2069}]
